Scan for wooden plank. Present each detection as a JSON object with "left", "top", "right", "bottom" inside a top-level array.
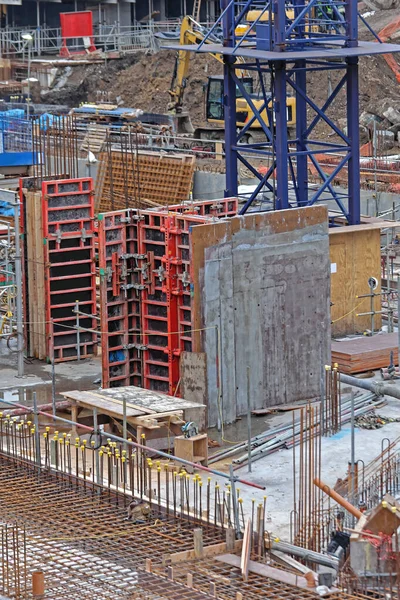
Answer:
[
  {"left": 62, "top": 390, "right": 145, "bottom": 417},
  {"left": 34, "top": 191, "right": 46, "bottom": 360},
  {"left": 332, "top": 333, "right": 398, "bottom": 373},
  {"left": 217, "top": 554, "right": 313, "bottom": 589},
  {"left": 252, "top": 401, "right": 319, "bottom": 415},
  {"left": 26, "top": 191, "right": 39, "bottom": 358},
  {"left": 240, "top": 519, "right": 251, "bottom": 582},
  {"left": 168, "top": 540, "right": 243, "bottom": 564},
  {"left": 97, "top": 386, "right": 205, "bottom": 412},
  {"left": 180, "top": 352, "right": 208, "bottom": 407}
]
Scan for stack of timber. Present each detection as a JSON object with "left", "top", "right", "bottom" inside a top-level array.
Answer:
[
  {"left": 95, "top": 150, "right": 195, "bottom": 212},
  {"left": 332, "top": 333, "right": 399, "bottom": 374}
]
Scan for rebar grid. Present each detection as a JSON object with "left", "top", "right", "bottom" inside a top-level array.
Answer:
[
  {"left": 152, "top": 558, "right": 372, "bottom": 600},
  {"left": 0, "top": 454, "right": 224, "bottom": 599}
]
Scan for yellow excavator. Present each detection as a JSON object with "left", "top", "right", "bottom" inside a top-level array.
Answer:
[{"left": 168, "top": 16, "right": 296, "bottom": 140}]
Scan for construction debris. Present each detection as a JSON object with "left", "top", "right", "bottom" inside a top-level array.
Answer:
[{"left": 354, "top": 412, "right": 400, "bottom": 429}]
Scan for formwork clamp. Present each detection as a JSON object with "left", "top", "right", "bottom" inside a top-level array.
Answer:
[
  {"left": 121, "top": 283, "right": 146, "bottom": 291},
  {"left": 123, "top": 343, "right": 148, "bottom": 351}
]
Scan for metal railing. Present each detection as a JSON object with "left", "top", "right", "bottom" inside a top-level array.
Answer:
[{"left": 0, "top": 19, "right": 218, "bottom": 57}]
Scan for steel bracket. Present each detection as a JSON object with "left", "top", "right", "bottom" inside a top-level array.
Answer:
[{"left": 123, "top": 343, "right": 148, "bottom": 351}]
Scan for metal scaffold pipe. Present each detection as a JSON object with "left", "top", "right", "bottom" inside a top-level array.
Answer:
[{"left": 339, "top": 373, "right": 400, "bottom": 399}]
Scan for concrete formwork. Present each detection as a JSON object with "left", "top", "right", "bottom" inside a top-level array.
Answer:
[{"left": 191, "top": 206, "right": 331, "bottom": 427}]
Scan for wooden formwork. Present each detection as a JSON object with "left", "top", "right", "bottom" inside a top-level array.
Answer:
[
  {"left": 95, "top": 150, "right": 195, "bottom": 213},
  {"left": 21, "top": 177, "right": 97, "bottom": 362}
]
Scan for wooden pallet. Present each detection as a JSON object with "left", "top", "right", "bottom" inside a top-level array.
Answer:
[
  {"left": 95, "top": 150, "right": 195, "bottom": 213},
  {"left": 331, "top": 333, "right": 399, "bottom": 374},
  {"left": 80, "top": 124, "right": 108, "bottom": 154}
]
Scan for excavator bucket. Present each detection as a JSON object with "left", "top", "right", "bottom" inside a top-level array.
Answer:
[{"left": 175, "top": 112, "right": 195, "bottom": 134}]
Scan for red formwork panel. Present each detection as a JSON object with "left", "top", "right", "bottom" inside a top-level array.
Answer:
[
  {"left": 42, "top": 178, "right": 97, "bottom": 362},
  {"left": 98, "top": 200, "right": 238, "bottom": 392},
  {"left": 98, "top": 209, "right": 142, "bottom": 388}
]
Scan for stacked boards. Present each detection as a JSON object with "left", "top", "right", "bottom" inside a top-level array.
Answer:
[{"left": 332, "top": 333, "right": 399, "bottom": 374}]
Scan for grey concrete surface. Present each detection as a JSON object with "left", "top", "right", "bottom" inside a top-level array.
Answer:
[
  {"left": 208, "top": 389, "right": 400, "bottom": 542},
  {"left": 200, "top": 209, "right": 331, "bottom": 427},
  {"left": 0, "top": 339, "right": 101, "bottom": 406}
]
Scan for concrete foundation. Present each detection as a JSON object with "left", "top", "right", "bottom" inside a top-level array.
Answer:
[{"left": 191, "top": 206, "right": 331, "bottom": 427}]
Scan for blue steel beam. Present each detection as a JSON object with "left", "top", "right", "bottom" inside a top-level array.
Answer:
[
  {"left": 346, "top": 56, "right": 360, "bottom": 224},
  {"left": 188, "top": 0, "right": 399, "bottom": 224}
]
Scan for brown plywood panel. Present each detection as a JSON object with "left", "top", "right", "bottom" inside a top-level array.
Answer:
[
  {"left": 332, "top": 332, "right": 397, "bottom": 373},
  {"left": 330, "top": 228, "right": 381, "bottom": 336}
]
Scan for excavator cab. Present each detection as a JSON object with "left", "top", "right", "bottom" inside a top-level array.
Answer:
[{"left": 206, "top": 75, "right": 255, "bottom": 124}]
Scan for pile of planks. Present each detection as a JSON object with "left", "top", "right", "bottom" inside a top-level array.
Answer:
[
  {"left": 332, "top": 333, "right": 399, "bottom": 374},
  {"left": 95, "top": 149, "right": 195, "bottom": 212}
]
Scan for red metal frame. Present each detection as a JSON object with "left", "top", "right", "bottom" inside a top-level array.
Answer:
[
  {"left": 42, "top": 178, "right": 97, "bottom": 362},
  {"left": 98, "top": 199, "right": 238, "bottom": 392},
  {"left": 59, "top": 11, "right": 96, "bottom": 58},
  {"left": 98, "top": 209, "right": 143, "bottom": 388}
]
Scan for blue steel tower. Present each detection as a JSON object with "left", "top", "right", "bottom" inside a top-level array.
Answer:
[{"left": 179, "top": 0, "right": 400, "bottom": 224}]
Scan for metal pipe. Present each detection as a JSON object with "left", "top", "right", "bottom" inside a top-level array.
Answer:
[
  {"left": 339, "top": 373, "right": 400, "bottom": 399},
  {"left": 350, "top": 391, "right": 355, "bottom": 526},
  {"left": 32, "top": 392, "right": 41, "bottom": 469},
  {"left": 313, "top": 477, "right": 362, "bottom": 519},
  {"left": 397, "top": 276, "right": 400, "bottom": 367},
  {"left": 246, "top": 366, "right": 251, "bottom": 473},
  {"left": 271, "top": 540, "right": 339, "bottom": 570}
]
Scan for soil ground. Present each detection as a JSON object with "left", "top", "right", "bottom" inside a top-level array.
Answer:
[{"left": 42, "top": 8, "right": 400, "bottom": 137}]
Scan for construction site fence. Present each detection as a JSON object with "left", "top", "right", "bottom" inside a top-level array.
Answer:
[{"left": 0, "top": 20, "right": 216, "bottom": 57}]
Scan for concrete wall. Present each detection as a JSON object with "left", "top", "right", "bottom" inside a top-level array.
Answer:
[{"left": 190, "top": 205, "right": 331, "bottom": 427}]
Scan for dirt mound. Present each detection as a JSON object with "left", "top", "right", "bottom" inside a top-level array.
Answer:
[
  {"left": 43, "top": 40, "right": 400, "bottom": 136},
  {"left": 107, "top": 51, "right": 221, "bottom": 124},
  {"left": 43, "top": 50, "right": 222, "bottom": 127}
]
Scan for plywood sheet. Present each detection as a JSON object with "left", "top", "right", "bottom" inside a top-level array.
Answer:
[
  {"left": 180, "top": 352, "right": 208, "bottom": 407},
  {"left": 330, "top": 227, "right": 381, "bottom": 336},
  {"left": 63, "top": 386, "right": 206, "bottom": 414}
]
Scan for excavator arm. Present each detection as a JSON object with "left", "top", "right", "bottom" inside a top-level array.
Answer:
[{"left": 168, "top": 16, "right": 247, "bottom": 113}]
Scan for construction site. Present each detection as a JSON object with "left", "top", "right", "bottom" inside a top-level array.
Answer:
[{"left": 3, "top": 0, "right": 400, "bottom": 598}]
